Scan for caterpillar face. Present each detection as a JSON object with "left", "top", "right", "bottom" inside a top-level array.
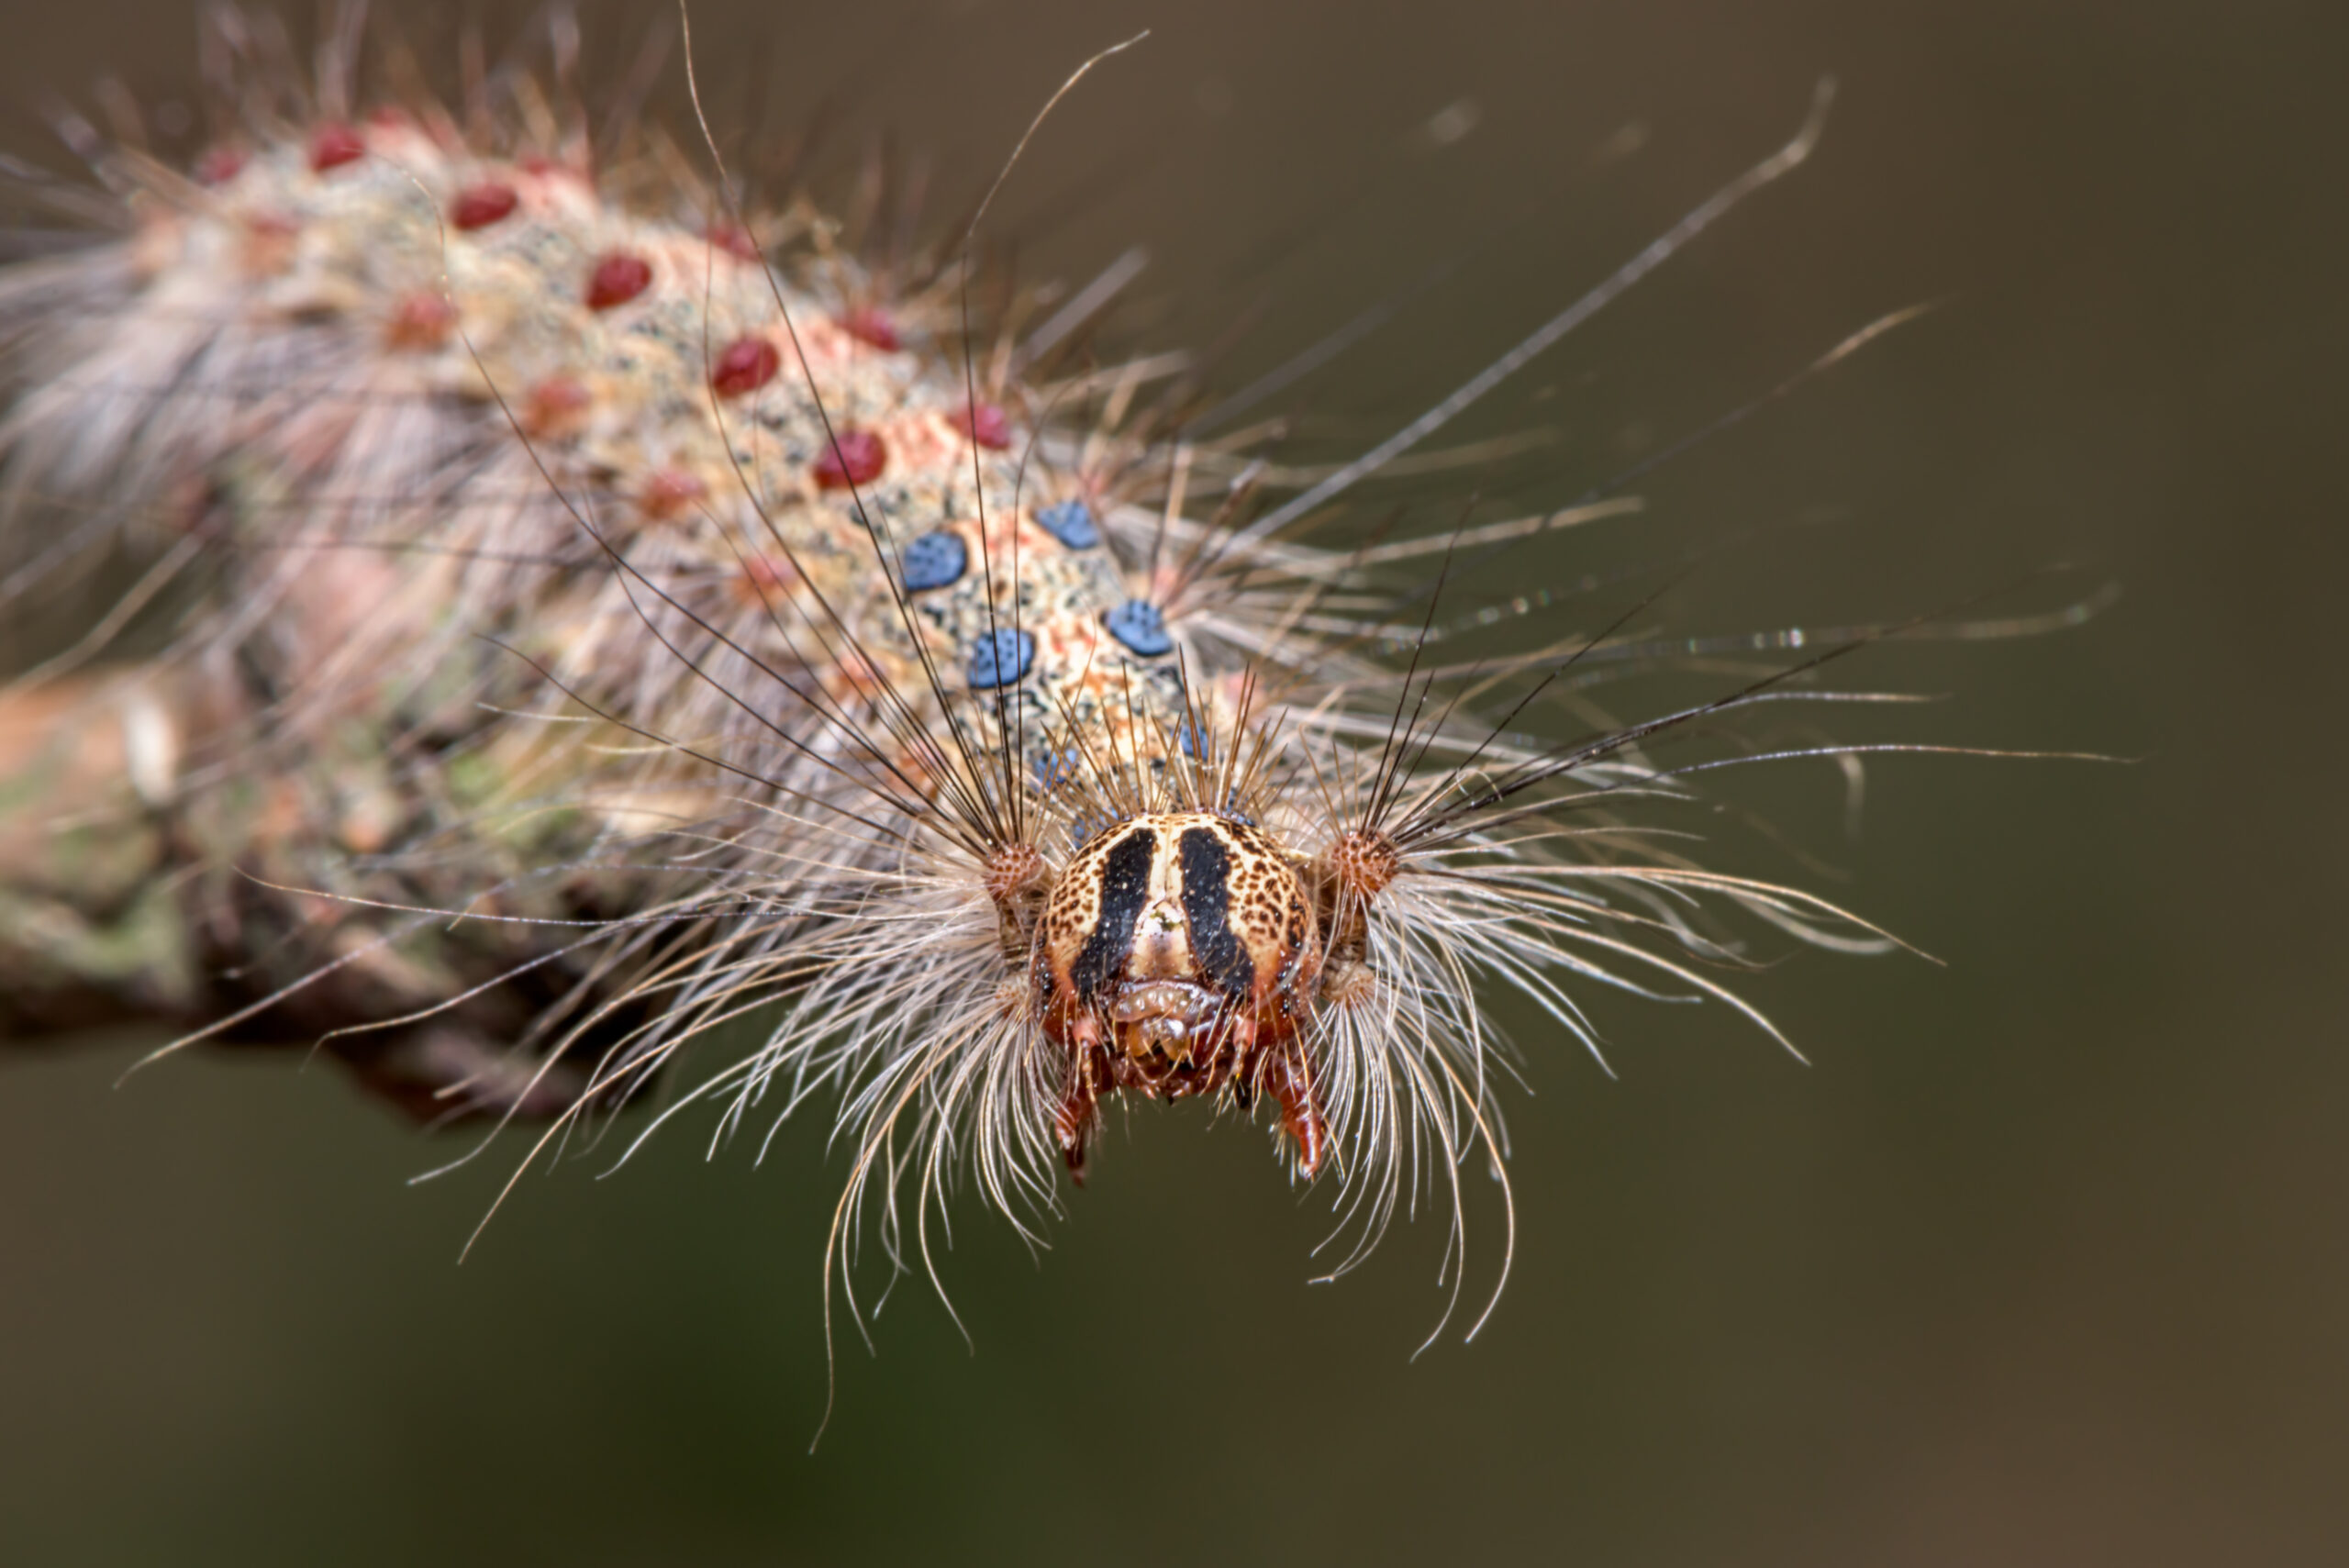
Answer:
[{"left": 1032, "top": 812, "right": 1329, "bottom": 1175}]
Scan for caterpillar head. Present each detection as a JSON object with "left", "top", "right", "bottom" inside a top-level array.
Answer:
[{"left": 1030, "top": 811, "right": 1330, "bottom": 1175}]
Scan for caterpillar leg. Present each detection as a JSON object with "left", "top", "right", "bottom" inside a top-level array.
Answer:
[
  {"left": 1264, "top": 1043, "right": 1330, "bottom": 1179},
  {"left": 1053, "top": 1038, "right": 1106, "bottom": 1184}
]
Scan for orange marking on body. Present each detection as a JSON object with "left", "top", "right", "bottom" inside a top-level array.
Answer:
[
  {"left": 729, "top": 553, "right": 803, "bottom": 611},
  {"left": 384, "top": 290, "right": 457, "bottom": 350},
  {"left": 521, "top": 375, "right": 593, "bottom": 439},
  {"left": 237, "top": 210, "right": 299, "bottom": 278},
  {"left": 785, "top": 315, "right": 856, "bottom": 379},
  {"left": 881, "top": 409, "right": 958, "bottom": 477},
  {"left": 637, "top": 466, "right": 709, "bottom": 523}
]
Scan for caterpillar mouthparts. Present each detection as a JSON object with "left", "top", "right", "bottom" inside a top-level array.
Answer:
[{"left": 0, "top": 7, "right": 2089, "bottom": 1382}]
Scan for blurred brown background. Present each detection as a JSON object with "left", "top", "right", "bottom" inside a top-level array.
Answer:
[{"left": 3, "top": 1, "right": 2343, "bottom": 1562}]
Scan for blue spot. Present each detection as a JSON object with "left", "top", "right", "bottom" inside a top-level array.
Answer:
[
  {"left": 1176, "top": 715, "right": 1209, "bottom": 760},
  {"left": 899, "top": 530, "right": 966, "bottom": 591},
  {"left": 967, "top": 628, "right": 1036, "bottom": 690},
  {"left": 1034, "top": 499, "right": 1100, "bottom": 550},
  {"left": 1102, "top": 598, "right": 1174, "bottom": 657}
]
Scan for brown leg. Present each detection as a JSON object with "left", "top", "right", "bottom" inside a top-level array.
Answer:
[
  {"left": 1265, "top": 1044, "right": 1330, "bottom": 1179},
  {"left": 1053, "top": 1050, "right": 1102, "bottom": 1184}
]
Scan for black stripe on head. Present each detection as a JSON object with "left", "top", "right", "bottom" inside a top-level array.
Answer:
[
  {"left": 1178, "top": 827, "right": 1255, "bottom": 996},
  {"left": 1070, "top": 828, "right": 1155, "bottom": 1003}
]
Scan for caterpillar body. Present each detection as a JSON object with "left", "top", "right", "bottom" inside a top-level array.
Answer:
[{"left": 0, "top": 11, "right": 2047, "bottom": 1358}]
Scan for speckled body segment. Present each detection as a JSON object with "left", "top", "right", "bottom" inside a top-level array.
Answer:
[
  {"left": 97, "top": 111, "right": 1201, "bottom": 791},
  {"left": 0, "top": 86, "right": 1218, "bottom": 1072}
]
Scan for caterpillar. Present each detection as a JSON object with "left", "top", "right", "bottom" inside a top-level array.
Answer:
[{"left": 0, "top": 6, "right": 2097, "bottom": 1386}]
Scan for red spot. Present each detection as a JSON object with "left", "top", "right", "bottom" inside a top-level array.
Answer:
[
  {"left": 705, "top": 222, "right": 761, "bottom": 261},
  {"left": 711, "top": 335, "right": 780, "bottom": 398},
  {"left": 384, "top": 290, "right": 457, "bottom": 350},
  {"left": 518, "top": 151, "right": 572, "bottom": 179},
  {"left": 366, "top": 106, "right": 415, "bottom": 131},
  {"left": 841, "top": 306, "right": 900, "bottom": 352},
  {"left": 638, "top": 467, "right": 709, "bottom": 523},
  {"left": 194, "top": 146, "right": 246, "bottom": 185},
  {"left": 813, "top": 428, "right": 887, "bottom": 490},
  {"left": 451, "top": 181, "right": 518, "bottom": 231},
  {"left": 951, "top": 401, "right": 1014, "bottom": 451},
  {"left": 308, "top": 122, "right": 366, "bottom": 172},
  {"left": 585, "top": 250, "right": 652, "bottom": 311},
  {"left": 522, "top": 375, "right": 593, "bottom": 439}
]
